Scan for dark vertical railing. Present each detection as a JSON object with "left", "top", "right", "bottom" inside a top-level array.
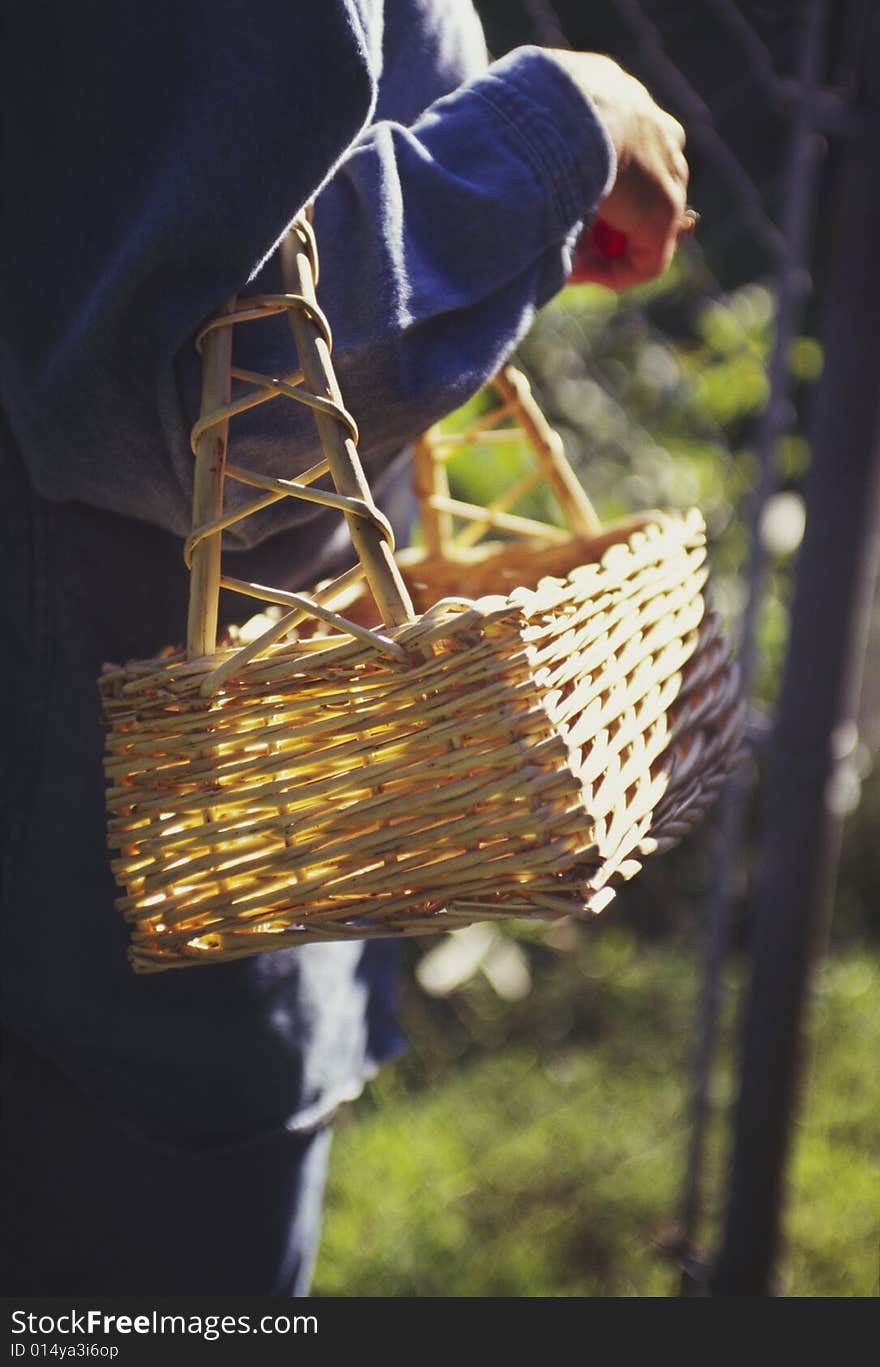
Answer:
[
  {"left": 712, "top": 0, "right": 880, "bottom": 1296},
  {"left": 677, "top": 0, "right": 831, "bottom": 1286}
]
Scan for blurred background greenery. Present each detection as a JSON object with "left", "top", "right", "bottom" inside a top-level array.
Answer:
[
  {"left": 314, "top": 1, "right": 880, "bottom": 1298},
  {"left": 312, "top": 259, "right": 879, "bottom": 1300},
  {"left": 316, "top": 938, "right": 878, "bottom": 1296}
]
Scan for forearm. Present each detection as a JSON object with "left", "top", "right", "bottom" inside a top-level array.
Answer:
[{"left": 219, "top": 46, "right": 615, "bottom": 547}]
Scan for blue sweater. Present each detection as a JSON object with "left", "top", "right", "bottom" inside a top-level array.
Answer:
[{"left": 1, "top": 0, "right": 612, "bottom": 550}]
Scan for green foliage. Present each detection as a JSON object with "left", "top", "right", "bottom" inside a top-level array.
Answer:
[
  {"left": 437, "top": 251, "right": 820, "bottom": 710},
  {"left": 315, "top": 938, "right": 879, "bottom": 1297},
  {"left": 784, "top": 952, "right": 880, "bottom": 1295},
  {"left": 836, "top": 764, "right": 880, "bottom": 940}
]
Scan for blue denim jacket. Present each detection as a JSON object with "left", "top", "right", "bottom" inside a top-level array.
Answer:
[{"left": 0, "top": 1, "right": 613, "bottom": 1148}]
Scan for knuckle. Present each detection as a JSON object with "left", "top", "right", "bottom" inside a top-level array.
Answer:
[
  {"left": 667, "top": 114, "right": 687, "bottom": 146},
  {"left": 666, "top": 177, "right": 688, "bottom": 214}
]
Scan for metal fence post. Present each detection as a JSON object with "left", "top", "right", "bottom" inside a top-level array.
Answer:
[{"left": 712, "top": 2, "right": 880, "bottom": 1296}]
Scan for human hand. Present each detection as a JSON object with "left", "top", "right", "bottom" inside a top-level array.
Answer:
[{"left": 547, "top": 51, "right": 692, "bottom": 289}]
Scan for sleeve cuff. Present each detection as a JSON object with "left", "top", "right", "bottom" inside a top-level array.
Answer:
[{"left": 467, "top": 44, "right": 617, "bottom": 234}]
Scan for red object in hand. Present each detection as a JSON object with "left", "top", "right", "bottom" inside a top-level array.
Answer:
[
  {"left": 570, "top": 217, "right": 630, "bottom": 284},
  {"left": 590, "top": 219, "right": 628, "bottom": 258}
]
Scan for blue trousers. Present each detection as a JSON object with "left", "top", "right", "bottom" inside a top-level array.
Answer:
[{"left": 0, "top": 1030, "right": 332, "bottom": 1296}]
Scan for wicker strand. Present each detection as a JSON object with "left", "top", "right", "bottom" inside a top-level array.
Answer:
[{"left": 186, "top": 296, "right": 234, "bottom": 658}]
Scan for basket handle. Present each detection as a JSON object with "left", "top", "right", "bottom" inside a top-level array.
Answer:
[
  {"left": 413, "top": 363, "right": 602, "bottom": 560},
  {"left": 187, "top": 295, "right": 234, "bottom": 659},
  {"left": 185, "top": 214, "right": 415, "bottom": 664}
]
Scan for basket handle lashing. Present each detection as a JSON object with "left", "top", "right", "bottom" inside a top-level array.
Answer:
[
  {"left": 279, "top": 220, "right": 414, "bottom": 632},
  {"left": 185, "top": 214, "right": 415, "bottom": 665}
]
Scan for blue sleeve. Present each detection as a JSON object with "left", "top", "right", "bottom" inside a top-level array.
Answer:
[
  {"left": 203, "top": 46, "right": 616, "bottom": 547},
  {"left": 0, "top": 11, "right": 613, "bottom": 550}
]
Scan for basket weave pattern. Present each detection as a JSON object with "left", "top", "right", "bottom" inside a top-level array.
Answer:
[{"left": 101, "top": 216, "right": 744, "bottom": 972}]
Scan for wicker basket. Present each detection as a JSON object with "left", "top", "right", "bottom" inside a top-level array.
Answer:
[{"left": 101, "top": 215, "right": 744, "bottom": 972}]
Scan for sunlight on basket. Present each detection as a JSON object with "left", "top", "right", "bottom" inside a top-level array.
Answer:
[{"left": 101, "top": 215, "right": 744, "bottom": 972}]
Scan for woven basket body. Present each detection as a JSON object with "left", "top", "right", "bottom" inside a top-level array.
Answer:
[{"left": 102, "top": 217, "right": 743, "bottom": 972}]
